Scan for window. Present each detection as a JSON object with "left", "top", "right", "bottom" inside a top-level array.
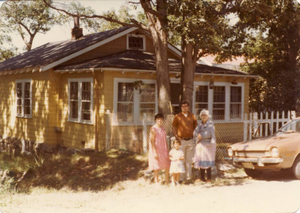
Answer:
[
  {"left": 114, "top": 79, "right": 156, "bottom": 124},
  {"left": 195, "top": 85, "right": 208, "bottom": 116},
  {"left": 16, "top": 79, "right": 32, "bottom": 118},
  {"left": 230, "top": 86, "right": 242, "bottom": 119},
  {"left": 193, "top": 83, "right": 244, "bottom": 121},
  {"left": 213, "top": 86, "right": 226, "bottom": 120},
  {"left": 170, "top": 83, "right": 181, "bottom": 115},
  {"left": 127, "top": 34, "right": 146, "bottom": 51},
  {"left": 68, "top": 78, "right": 93, "bottom": 124}
]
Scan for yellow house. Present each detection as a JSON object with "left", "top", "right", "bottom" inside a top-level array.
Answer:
[{"left": 0, "top": 26, "right": 257, "bottom": 153}]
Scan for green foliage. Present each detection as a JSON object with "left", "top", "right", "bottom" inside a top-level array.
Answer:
[
  {"left": 237, "top": 0, "right": 300, "bottom": 112},
  {"left": 0, "top": 0, "right": 66, "bottom": 51},
  {"left": 168, "top": 0, "right": 235, "bottom": 58}
]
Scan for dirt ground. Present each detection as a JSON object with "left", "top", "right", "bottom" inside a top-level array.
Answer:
[{"left": 1, "top": 169, "right": 300, "bottom": 213}]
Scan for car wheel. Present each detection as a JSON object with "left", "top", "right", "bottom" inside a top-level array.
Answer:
[
  {"left": 292, "top": 156, "right": 300, "bottom": 180},
  {"left": 244, "top": 168, "right": 262, "bottom": 179}
]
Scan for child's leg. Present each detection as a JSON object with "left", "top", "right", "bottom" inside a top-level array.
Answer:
[
  {"left": 153, "top": 170, "right": 159, "bottom": 183},
  {"left": 165, "top": 169, "right": 169, "bottom": 185},
  {"left": 172, "top": 173, "right": 176, "bottom": 185},
  {"left": 175, "top": 173, "right": 180, "bottom": 182}
]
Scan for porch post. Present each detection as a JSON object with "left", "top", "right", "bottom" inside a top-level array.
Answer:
[
  {"left": 105, "top": 110, "right": 111, "bottom": 151},
  {"left": 243, "top": 113, "right": 248, "bottom": 141},
  {"left": 143, "top": 113, "right": 147, "bottom": 153}
]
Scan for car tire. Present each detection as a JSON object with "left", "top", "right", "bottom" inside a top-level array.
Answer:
[
  {"left": 244, "top": 168, "right": 262, "bottom": 179},
  {"left": 292, "top": 156, "right": 300, "bottom": 180}
]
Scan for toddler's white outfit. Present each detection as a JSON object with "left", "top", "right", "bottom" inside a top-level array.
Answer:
[{"left": 169, "top": 148, "right": 185, "bottom": 174}]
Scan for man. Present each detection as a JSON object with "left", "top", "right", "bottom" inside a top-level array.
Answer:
[{"left": 172, "top": 100, "right": 198, "bottom": 182}]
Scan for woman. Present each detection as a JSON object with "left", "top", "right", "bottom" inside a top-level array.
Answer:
[
  {"left": 193, "top": 109, "right": 216, "bottom": 182},
  {"left": 148, "top": 113, "right": 170, "bottom": 184}
]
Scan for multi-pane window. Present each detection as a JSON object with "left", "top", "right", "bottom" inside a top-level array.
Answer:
[
  {"left": 213, "top": 86, "right": 226, "bottom": 120},
  {"left": 139, "top": 84, "right": 155, "bottom": 122},
  {"left": 230, "top": 86, "right": 242, "bottom": 119},
  {"left": 127, "top": 35, "right": 145, "bottom": 51},
  {"left": 115, "top": 80, "right": 156, "bottom": 124},
  {"left": 16, "top": 80, "right": 32, "bottom": 117},
  {"left": 68, "top": 79, "right": 93, "bottom": 123},
  {"left": 117, "top": 83, "right": 134, "bottom": 122},
  {"left": 195, "top": 85, "right": 208, "bottom": 116}
]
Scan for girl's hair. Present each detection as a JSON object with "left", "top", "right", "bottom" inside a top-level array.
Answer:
[
  {"left": 154, "top": 113, "right": 164, "bottom": 120},
  {"left": 173, "top": 139, "right": 181, "bottom": 146}
]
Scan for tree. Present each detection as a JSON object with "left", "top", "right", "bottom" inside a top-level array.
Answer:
[
  {"left": 0, "top": 0, "right": 67, "bottom": 51},
  {"left": 0, "top": 34, "right": 17, "bottom": 62},
  {"left": 168, "top": 0, "right": 236, "bottom": 107},
  {"left": 235, "top": 0, "right": 300, "bottom": 112}
]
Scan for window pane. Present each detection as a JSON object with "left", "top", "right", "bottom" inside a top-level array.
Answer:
[
  {"left": 117, "top": 103, "right": 133, "bottom": 122},
  {"left": 82, "top": 82, "right": 91, "bottom": 101},
  {"left": 231, "top": 87, "right": 241, "bottom": 102},
  {"left": 24, "top": 82, "right": 30, "bottom": 98},
  {"left": 230, "top": 104, "right": 241, "bottom": 119},
  {"left": 129, "top": 36, "right": 143, "bottom": 49},
  {"left": 213, "top": 86, "right": 225, "bottom": 120},
  {"left": 82, "top": 102, "right": 91, "bottom": 121},
  {"left": 195, "top": 86, "right": 208, "bottom": 102},
  {"left": 70, "top": 82, "right": 78, "bottom": 100},
  {"left": 118, "top": 83, "right": 134, "bottom": 102},
  {"left": 24, "top": 99, "right": 30, "bottom": 115},
  {"left": 230, "top": 86, "right": 242, "bottom": 119},
  {"left": 140, "top": 103, "right": 155, "bottom": 122},
  {"left": 213, "top": 86, "right": 225, "bottom": 102},
  {"left": 70, "top": 101, "right": 78, "bottom": 119},
  {"left": 17, "top": 83, "right": 22, "bottom": 98},
  {"left": 140, "top": 84, "right": 155, "bottom": 102},
  {"left": 195, "top": 103, "right": 208, "bottom": 118}
]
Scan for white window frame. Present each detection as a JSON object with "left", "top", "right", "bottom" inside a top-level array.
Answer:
[
  {"left": 126, "top": 34, "right": 146, "bottom": 51},
  {"left": 193, "top": 82, "right": 244, "bottom": 122},
  {"left": 113, "top": 78, "right": 157, "bottom": 125},
  {"left": 68, "top": 78, "right": 93, "bottom": 124},
  {"left": 16, "top": 79, "right": 32, "bottom": 118}
]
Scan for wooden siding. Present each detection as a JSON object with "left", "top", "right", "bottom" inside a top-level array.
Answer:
[{"left": 0, "top": 71, "right": 57, "bottom": 144}]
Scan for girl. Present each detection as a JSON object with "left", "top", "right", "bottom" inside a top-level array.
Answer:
[
  {"left": 148, "top": 113, "right": 170, "bottom": 184},
  {"left": 169, "top": 139, "right": 185, "bottom": 186}
]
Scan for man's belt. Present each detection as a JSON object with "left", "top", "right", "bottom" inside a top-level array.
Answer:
[{"left": 182, "top": 137, "right": 193, "bottom": 140}]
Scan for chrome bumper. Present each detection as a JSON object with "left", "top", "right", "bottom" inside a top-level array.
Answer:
[{"left": 233, "top": 157, "right": 283, "bottom": 166}]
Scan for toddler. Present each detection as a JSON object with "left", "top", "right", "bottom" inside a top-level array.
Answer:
[{"left": 169, "top": 139, "right": 185, "bottom": 186}]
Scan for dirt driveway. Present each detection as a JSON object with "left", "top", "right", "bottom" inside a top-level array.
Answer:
[{"left": 1, "top": 170, "right": 300, "bottom": 213}]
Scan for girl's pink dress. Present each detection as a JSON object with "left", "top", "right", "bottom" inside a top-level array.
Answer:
[{"left": 148, "top": 125, "right": 170, "bottom": 170}]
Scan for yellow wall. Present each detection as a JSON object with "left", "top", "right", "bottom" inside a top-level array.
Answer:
[{"left": 0, "top": 71, "right": 57, "bottom": 144}]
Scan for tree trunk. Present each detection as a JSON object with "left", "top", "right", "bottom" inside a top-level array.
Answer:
[
  {"left": 181, "top": 40, "right": 198, "bottom": 110},
  {"left": 141, "top": 0, "right": 171, "bottom": 114}
]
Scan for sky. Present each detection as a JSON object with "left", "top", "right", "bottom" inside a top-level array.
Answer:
[{"left": 0, "top": 0, "right": 138, "bottom": 51}]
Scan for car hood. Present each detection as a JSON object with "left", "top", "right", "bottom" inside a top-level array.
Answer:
[{"left": 230, "top": 133, "right": 300, "bottom": 151}]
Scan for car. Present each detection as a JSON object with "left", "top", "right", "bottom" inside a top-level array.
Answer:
[{"left": 227, "top": 117, "right": 300, "bottom": 179}]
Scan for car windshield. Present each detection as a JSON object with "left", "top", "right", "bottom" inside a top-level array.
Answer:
[{"left": 277, "top": 119, "right": 300, "bottom": 134}]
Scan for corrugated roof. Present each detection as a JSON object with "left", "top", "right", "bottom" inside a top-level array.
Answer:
[
  {"left": 55, "top": 50, "right": 250, "bottom": 76},
  {"left": 0, "top": 26, "right": 131, "bottom": 72}
]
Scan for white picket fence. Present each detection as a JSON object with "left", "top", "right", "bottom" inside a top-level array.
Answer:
[{"left": 242, "top": 110, "right": 296, "bottom": 141}]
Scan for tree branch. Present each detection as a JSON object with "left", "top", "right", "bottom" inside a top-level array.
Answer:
[
  {"left": 140, "top": 0, "right": 165, "bottom": 20},
  {"left": 42, "top": 0, "right": 148, "bottom": 31}
]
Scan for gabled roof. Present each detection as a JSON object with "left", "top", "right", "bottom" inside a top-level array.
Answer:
[
  {"left": 0, "top": 26, "right": 133, "bottom": 72},
  {"left": 55, "top": 50, "right": 254, "bottom": 77}
]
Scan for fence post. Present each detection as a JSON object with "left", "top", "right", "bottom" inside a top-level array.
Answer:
[
  {"left": 270, "top": 111, "right": 274, "bottom": 135},
  {"left": 253, "top": 112, "right": 258, "bottom": 138},
  {"left": 105, "top": 110, "right": 111, "bottom": 151},
  {"left": 291, "top": 111, "right": 296, "bottom": 119},
  {"left": 143, "top": 113, "right": 148, "bottom": 153},
  {"left": 243, "top": 113, "right": 248, "bottom": 141}
]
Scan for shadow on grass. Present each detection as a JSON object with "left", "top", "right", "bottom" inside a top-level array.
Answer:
[{"left": 15, "top": 149, "right": 148, "bottom": 192}]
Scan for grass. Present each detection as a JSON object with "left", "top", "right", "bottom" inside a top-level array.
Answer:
[{"left": 0, "top": 149, "right": 148, "bottom": 194}]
